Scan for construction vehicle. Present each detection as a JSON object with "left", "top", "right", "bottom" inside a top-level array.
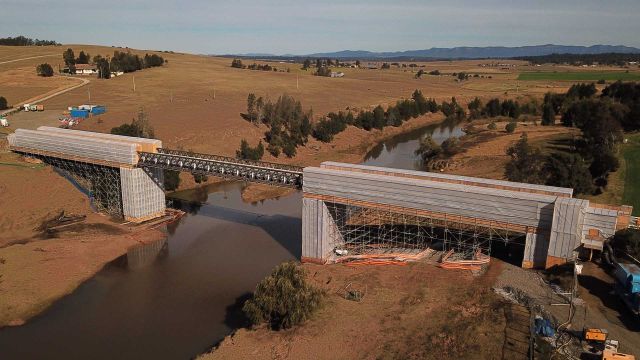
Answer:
[
  {"left": 613, "top": 262, "right": 640, "bottom": 317},
  {"left": 602, "top": 349, "right": 635, "bottom": 360},
  {"left": 582, "top": 329, "right": 635, "bottom": 360},
  {"left": 584, "top": 328, "right": 608, "bottom": 342}
]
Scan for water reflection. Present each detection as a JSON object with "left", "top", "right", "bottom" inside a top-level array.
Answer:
[
  {"left": 363, "top": 117, "right": 465, "bottom": 170},
  {"left": 0, "top": 182, "right": 302, "bottom": 360}
]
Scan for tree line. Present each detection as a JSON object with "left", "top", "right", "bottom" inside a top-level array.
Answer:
[
  {"left": 236, "top": 90, "right": 442, "bottom": 160},
  {"left": 0, "top": 36, "right": 59, "bottom": 46},
  {"left": 63, "top": 48, "right": 165, "bottom": 78},
  {"left": 231, "top": 59, "right": 289, "bottom": 73},
  {"left": 513, "top": 53, "right": 640, "bottom": 67},
  {"left": 505, "top": 81, "right": 640, "bottom": 194}
]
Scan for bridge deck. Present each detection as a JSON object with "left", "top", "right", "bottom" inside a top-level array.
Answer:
[{"left": 138, "top": 149, "right": 303, "bottom": 188}]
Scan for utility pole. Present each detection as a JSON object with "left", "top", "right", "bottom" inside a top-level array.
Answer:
[
  {"left": 296, "top": 73, "right": 299, "bottom": 90},
  {"left": 133, "top": 75, "right": 136, "bottom": 92}
]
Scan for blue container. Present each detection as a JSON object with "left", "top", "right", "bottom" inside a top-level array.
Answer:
[
  {"left": 615, "top": 263, "right": 640, "bottom": 294},
  {"left": 91, "top": 106, "right": 106, "bottom": 115},
  {"left": 70, "top": 109, "right": 89, "bottom": 118}
]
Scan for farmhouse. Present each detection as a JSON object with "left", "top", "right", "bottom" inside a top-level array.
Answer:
[{"left": 75, "top": 64, "right": 98, "bottom": 75}]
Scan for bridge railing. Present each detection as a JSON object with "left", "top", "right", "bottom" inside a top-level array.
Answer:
[{"left": 138, "top": 148, "right": 304, "bottom": 188}]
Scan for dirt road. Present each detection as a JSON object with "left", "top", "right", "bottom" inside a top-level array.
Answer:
[{"left": 0, "top": 54, "right": 58, "bottom": 65}]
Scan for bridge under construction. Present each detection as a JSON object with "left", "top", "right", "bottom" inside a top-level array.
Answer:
[{"left": 8, "top": 127, "right": 638, "bottom": 269}]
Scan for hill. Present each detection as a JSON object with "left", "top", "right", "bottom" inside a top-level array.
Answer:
[{"left": 233, "top": 44, "right": 640, "bottom": 60}]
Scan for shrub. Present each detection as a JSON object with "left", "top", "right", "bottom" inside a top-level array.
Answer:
[
  {"left": 243, "top": 262, "right": 324, "bottom": 330},
  {"left": 488, "top": 122, "right": 497, "bottom": 130},
  {"left": 441, "top": 137, "right": 461, "bottom": 156},
  {"left": 236, "top": 139, "right": 264, "bottom": 160},
  {"left": 164, "top": 170, "right": 180, "bottom": 191},
  {"left": 611, "top": 229, "right": 640, "bottom": 259},
  {"left": 36, "top": 63, "right": 54, "bottom": 77},
  {"left": 0, "top": 96, "right": 7, "bottom": 110},
  {"left": 193, "top": 173, "right": 208, "bottom": 184},
  {"left": 505, "top": 122, "right": 517, "bottom": 133},
  {"left": 415, "top": 135, "right": 441, "bottom": 161}
]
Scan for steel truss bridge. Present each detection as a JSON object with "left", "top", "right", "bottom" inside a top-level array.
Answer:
[{"left": 138, "top": 148, "right": 304, "bottom": 188}]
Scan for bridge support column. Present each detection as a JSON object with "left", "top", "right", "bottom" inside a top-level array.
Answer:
[
  {"left": 301, "top": 197, "right": 343, "bottom": 263},
  {"left": 120, "top": 167, "right": 166, "bottom": 222}
]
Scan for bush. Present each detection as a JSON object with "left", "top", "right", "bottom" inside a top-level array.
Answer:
[
  {"left": 36, "top": 63, "right": 54, "bottom": 77},
  {"left": 505, "top": 122, "right": 517, "bottom": 133},
  {"left": 441, "top": 137, "right": 461, "bottom": 156},
  {"left": 0, "top": 96, "right": 7, "bottom": 110},
  {"left": 243, "top": 262, "right": 324, "bottom": 330},
  {"left": 236, "top": 139, "right": 264, "bottom": 160},
  {"left": 164, "top": 170, "right": 180, "bottom": 191},
  {"left": 611, "top": 229, "right": 640, "bottom": 259},
  {"left": 193, "top": 173, "right": 208, "bottom": 184},
  {"left": 488, "top": 122, "right": 497, "bottom": 130}
]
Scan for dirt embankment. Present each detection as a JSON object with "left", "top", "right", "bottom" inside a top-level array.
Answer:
[
  {"left": 0, "top": 151, "right": 165, "bottom": 327},
  {"left": 201, "top": 261, "right": 507, "bottom": 360}
]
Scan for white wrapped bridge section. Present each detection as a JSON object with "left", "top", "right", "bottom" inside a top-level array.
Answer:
[
  {"left": 302, "top": 162, "right": 634, "bottom": 268},
  {"left": 8, "top": 127, "right": 165, "bottom": 222}
]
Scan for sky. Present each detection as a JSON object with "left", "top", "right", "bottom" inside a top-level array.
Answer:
[{"left": 1, "top": 0, "right": 639, "bottom": 55}]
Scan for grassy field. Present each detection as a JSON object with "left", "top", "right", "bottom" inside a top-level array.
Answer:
[
  {"left": 622, "top": 133, "right": 640, "bottom": 215},
  {"left": 517, "top": 71, "right": 640, "bottom": 81}
]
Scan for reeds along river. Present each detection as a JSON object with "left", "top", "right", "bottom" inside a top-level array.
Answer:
[{"left": 0, "top": 119, "right": 464, "bottom": 360}]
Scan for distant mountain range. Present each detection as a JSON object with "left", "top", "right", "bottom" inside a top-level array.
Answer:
[{"left": 228, "top": 44, "right": 640, "bottom": 60}]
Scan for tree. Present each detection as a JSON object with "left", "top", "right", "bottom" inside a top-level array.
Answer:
[
  {"left": 541, "top": 103, "right": 555, "bottom": 125},
  {"left": 164, "top": 170, "right": 181, "bottom": 191},
  {"left": 544, "top": 153, "right": 594, "bottom": 194},
  {"left": 484, "top": 98, "right": 501, "bottom": 117},
  {"left": 36, "top": 63, "right": 54, "bottom": 77},
  {"left": 110, "top": 108, "right": 155, "bottom": 138},
  {"left": 76, "top": 51, "right": 89, "bottom": 64},
  {"left": 0, "top": 96, "right": 7, "bottom": 110},
  {"left": 611, "top": 229, "right": 640, "bottom": 259},
  {"left": 242, "top": 262, "right": 324, "bottom": 330},
  {"left": 355, "top": 60, "right": 361, "bottom": 67},
  {"left": 415, "top": 69, "right": 425, "bottom": 79},
  {"left": 236, "top": 139, "right": 264, "bottom": 160},
  {"left": 231, "top": 59, "right": 244, "bottom": 68},
  {"left": 247, "top": 93, "right": 257, "bottom": 122},
  {"left": 193, "top": 172, "right": 208, "bottom": 184},
  {"left": 505, "top": 122, "right": 517, "bottom": 133},
  {"left": 373, "top": 105, "right": 386, "bottom": 129},
  {"left": 63, "top": 48, "right": 75, "bottom": 67},
  {"left": 505, "top": 133, "right": 546, "bottom": 184},
  {"left": 95, "top": 57, "right": 110, "bottom": 79},
  {"left": 441, "top": 137, "right": 461, "bottom": 156},
  {"left": 415, "top": 135, "right": 441, "bottom": 162},
  {"left": 302, "top": 58, "right": 311, "bottom": 70}
]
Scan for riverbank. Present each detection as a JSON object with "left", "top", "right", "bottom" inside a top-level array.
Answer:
[
  {"left": 0, "top": 150, "right": 167, "bottom": 328},
  {"left": 200, "top": 261, "right": 507, "bottom": 360},
  {"left": 0, "top": 112, "right": 444, "bottom": 329},
  {"left": 174, "top": 112, "right": 445, "bottom": 203}
]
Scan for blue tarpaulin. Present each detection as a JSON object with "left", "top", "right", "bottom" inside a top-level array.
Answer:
[{"left": 534, "top": 317, "right": 555, "bottom": 337}]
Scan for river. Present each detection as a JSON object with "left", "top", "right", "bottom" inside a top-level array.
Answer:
[{"left": 0, "top": 119, "right": 464, "bottom": 360}]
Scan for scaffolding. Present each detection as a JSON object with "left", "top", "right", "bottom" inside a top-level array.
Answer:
[
  {"left": 34, "top": 154, "right": 124, "bottom": 218},
  {"left": 324, "top": 199, "right": 525, "bottom": 261}
]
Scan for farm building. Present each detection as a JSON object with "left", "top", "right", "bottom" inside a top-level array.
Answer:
[{"left": 74, "top": 64, "right": 98, "bottom": 75}]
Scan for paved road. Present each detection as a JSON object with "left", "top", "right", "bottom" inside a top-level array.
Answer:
[{"left": 0, "top": 54, "right": 59, "bottom": 65}]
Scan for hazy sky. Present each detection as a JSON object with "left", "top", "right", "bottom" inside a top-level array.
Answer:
[{"left": 2, "top": 0, "right": 639, "bottom": 54}]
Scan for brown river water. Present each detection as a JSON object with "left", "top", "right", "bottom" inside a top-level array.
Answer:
[{"left": 0, "top": 120, "right": 463, "bottom": 359}]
